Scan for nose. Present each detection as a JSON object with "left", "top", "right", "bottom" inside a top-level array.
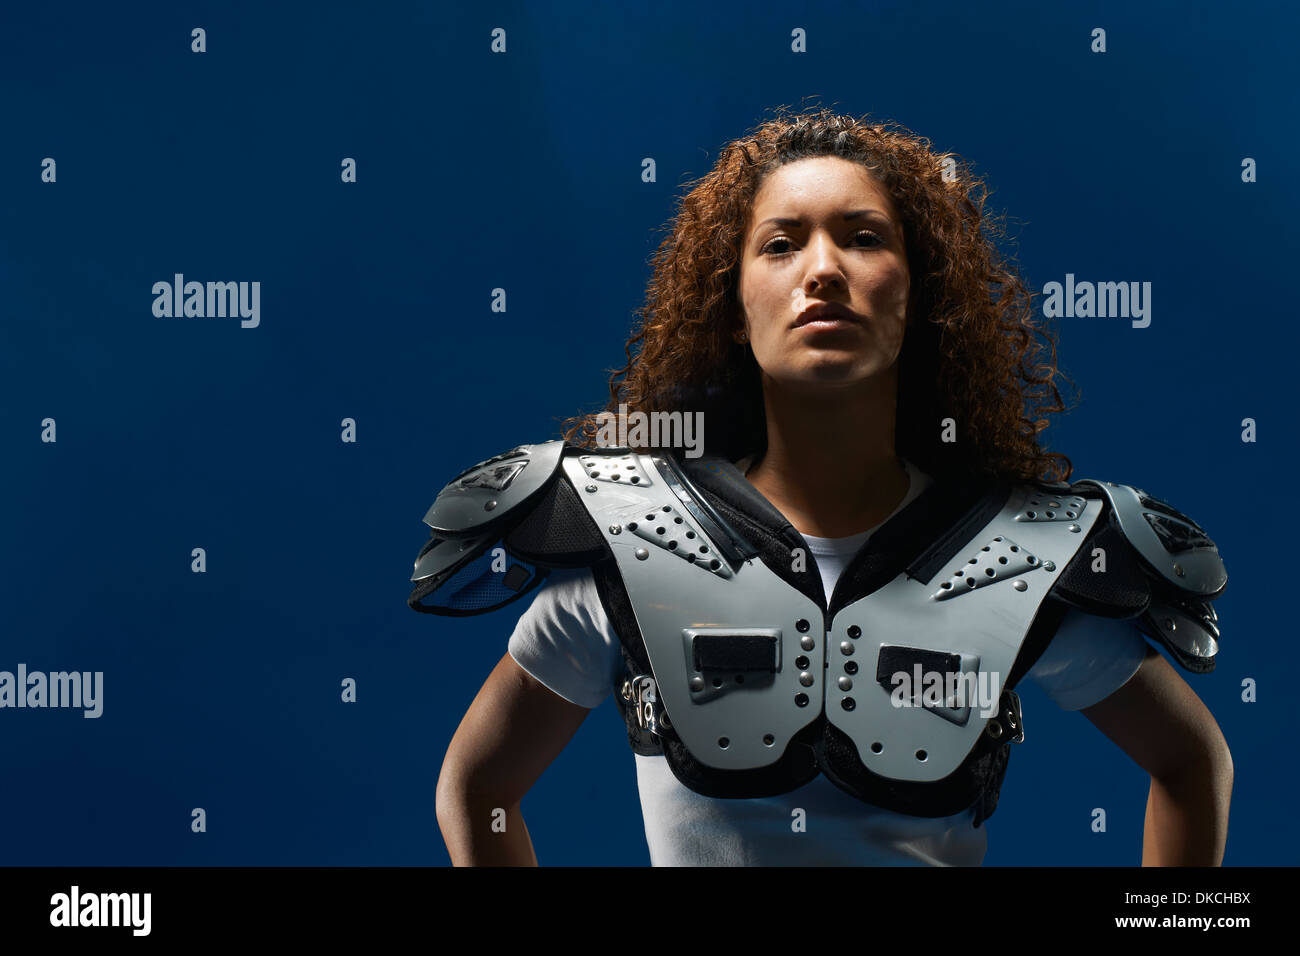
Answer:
[{"left": 801, "top": 232, "right": 846, "bottom": 292}]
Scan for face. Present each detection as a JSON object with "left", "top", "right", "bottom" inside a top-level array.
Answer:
[{"left": 736, "top": 156, "right": 911, "bottom": 393}]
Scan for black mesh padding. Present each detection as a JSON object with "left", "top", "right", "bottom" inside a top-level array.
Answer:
[
  {"left": 1048, "top": 517, "right": 1151, "bottom": 617},
  {"left": 504, "top": 474, "right": 610, "bottom": 566},
  {"left": 658, "top": 722, "right": 822, "bottom": 799},
  {"left": 816, "top": 719, "right": 1009, "bottom": 826},
  {"left": 407, "top": 540, "right": 548, "bottom": 617}
]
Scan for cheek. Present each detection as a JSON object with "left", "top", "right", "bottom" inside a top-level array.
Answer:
[{"left": 875, "top": 264, "right": 910, "bottom": 316}]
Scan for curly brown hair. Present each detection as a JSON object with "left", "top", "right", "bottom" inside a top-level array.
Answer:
[{"left": 558, "top": 103, "right": 1078, "bottom": 485}]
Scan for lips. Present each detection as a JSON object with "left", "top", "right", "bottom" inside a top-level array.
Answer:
[{"left": 792, "top": 302, "right": 859, "bottom": 328}]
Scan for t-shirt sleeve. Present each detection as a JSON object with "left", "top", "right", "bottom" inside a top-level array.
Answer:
[
  {"left": 506, "top": 565, "right": 623, "bottom": 710},
  {"left": 1024, "top": 606, "right": 1151, "bottom": 711}
]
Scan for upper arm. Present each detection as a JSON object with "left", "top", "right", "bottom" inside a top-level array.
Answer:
[
  {"left": 437, "top": 652, "right": 593, "bottom": 809},
  {"left": 1079, "top": 646, "right": 1232, "bottom": 779}
]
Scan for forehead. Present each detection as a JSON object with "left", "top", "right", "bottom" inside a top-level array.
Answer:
[{"left": 749, "top": 156, "right": 894, "bottom": 225}]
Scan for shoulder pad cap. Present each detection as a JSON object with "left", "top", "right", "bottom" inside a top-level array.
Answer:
[
  {"left": 1069, "top": 478, "right": 1226, "bottom": 673},
  {"left": 1070, "top": 479, "right": 1226, "bottom": 598},
  {"left": 422, "top": 440, "right": 566, "bottom": 536},
  {"left": 410, "top": 441, "right": 566, "bottom": 585}
]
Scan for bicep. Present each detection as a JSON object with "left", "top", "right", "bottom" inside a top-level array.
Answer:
[
  {"left": 1079, "top": 646, "right": 1231, "bottom": 779},
  {"left": 438, "top": 652, "right": 592, "bottom": 807}
]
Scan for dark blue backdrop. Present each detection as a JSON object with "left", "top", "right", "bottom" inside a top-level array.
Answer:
[{"left": 1, "top": 0, "right": 1293, "bottom": 866}]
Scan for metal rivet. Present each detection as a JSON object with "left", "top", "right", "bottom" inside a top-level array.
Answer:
[
  {"left": 987, "top": 721, "right": 1003, "bottom": 739},
  {"left": 795, "top": 693, "right": 809, "bottom": 707},
  {"left": 1174, "top": 563, "right": 1185, "bottom": 577},
  {"left": 484, "top": 499, "right": 498, "bottom": 511},
  {"left": 796, "top": 619, "right": 810, "bottom": 633},
  {"left": 635, "top": 548, "right": 649, "bottom": 560},
  {"left": 660, "top": 713, "right": 672, "bottom": 729},
  {"left": 1069, "top": 523, "right": 1080, "bottom": 533},
  {"left": 609, "top": 524, "right": 622, "bottom": 534},
  {"left": 1043, "top": 560, "right": 1056, "bottom": 571},
  {"left": 847, "top": 625, "right": 862, "bottom": 639},
  {"left": 838, "top": 676, "right": 853, "bottom": 691},
  {"left": 621, "top": 681, "right": 632, "bottom": 701},
  {"left": 689, "top": 677, "right": 705, "bottom": 692},
  {"left": 1013, "top": 580, "right": 1028, "bottom": 592},
  {"left": 795, "top": 656, "right": 809, "bottom": 669},
  {"left": 840, "top": 641, "right": 854, "bottom": 655},
  {"left": 1164, "top": 618, "right": 1176, "bottom": 631},
  {"left": 841, "top": 698, "right": 856, "bottom": 711},
  {"left": 799, "top": 671, "right": 814, "bottom": 687},
  {"left": 800, "top": 636, "right": 815, "bottom": 651},
  {"left": 845, "top": 660, "right": 858, "bottom": 675},
  {"left": 585, "top": 484, "right": 597, "bottom": 493}
]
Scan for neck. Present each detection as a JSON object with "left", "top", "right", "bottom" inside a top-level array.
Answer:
[{"left": 744, "top": 370, "right": 909, "bottom": 538}]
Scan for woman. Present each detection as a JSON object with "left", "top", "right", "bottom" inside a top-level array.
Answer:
[{"left": 424, "top": 106, "right": 1232, "bottom": 866}]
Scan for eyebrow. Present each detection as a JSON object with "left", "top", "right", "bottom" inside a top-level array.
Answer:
[{"left": 755, "top": 209, "right": 893, "bottom": 230}]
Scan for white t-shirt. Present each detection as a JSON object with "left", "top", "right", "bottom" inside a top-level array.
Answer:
[{"left": 507, "top": 458, "right": 1150, "bottom": 866}]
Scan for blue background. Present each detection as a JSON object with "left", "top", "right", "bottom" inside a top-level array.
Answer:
[{"left": 1, "top": 0, "right": 1293, "bottom": 866}]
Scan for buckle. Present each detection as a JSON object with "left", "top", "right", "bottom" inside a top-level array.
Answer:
[
  {"left": 983, "top": 689, "right": 1025, "bottom": 744},
  {"left": 621, "top": 674, "right": 669, "bottom": 734}
]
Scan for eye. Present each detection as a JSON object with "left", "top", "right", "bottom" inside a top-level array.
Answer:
[{"left": 760, "top": 230, "right": 884, "bottom": 257}]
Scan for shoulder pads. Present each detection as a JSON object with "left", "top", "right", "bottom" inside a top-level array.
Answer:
[
  {"left": 407, "top": 441, "right": 565, "bottom": 614},
  {"left": 1069, "top": 478, "right": 1226, "bottom": 673},
  {"left": 421, "top": 441, "right": 566, "bottom": 538},
  {"left": 408, "top": 440, "right": 615, "bottom": 616}
]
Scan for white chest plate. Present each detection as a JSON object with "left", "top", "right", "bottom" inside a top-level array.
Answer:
[{"left": 567, "top": 455, "right": 1101, "bottom": 780}]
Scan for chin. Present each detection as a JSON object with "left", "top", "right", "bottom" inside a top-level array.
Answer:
[{"left": 773, "top": 359, "right": 890, "bottom": 391}]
